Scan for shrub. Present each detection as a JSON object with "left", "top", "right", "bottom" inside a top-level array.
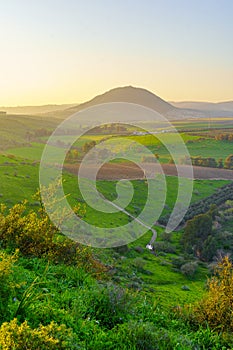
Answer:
[
  {"left": 171, "top": 256, "right": 186, "bottom": 269},
  {"left": 0, "top": 318, "right": 80, "bottom": 349},
  {"left": 192, "top": 256, "right": 233, "bottom": 332},
  {"left": 133, "top": 257, "right": 146, "bottom": 271},
  {"left": 0, "top": 202, "right": 106, "bottom": 276},
  {"left": 94, "top": 321, "right": 173, "bottom": 350},
  {"left": 0, "top": 250, "right": 19, "bottom": 320},
  {"left": 153, "top": 241, "right": 175, "bottom": 254},
  {"left": 73, "top": 283, "right": 133, "bottom": 329},
  {"left": 180, "top": 262, "right": 198, "bottom": 278},
  {"left": 224, "top": 154, "right": 233, "bottom": 169}
]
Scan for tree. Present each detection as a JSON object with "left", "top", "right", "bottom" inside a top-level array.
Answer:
[
  {"left": 168, "top": 157, "right": 174, "bottom": 164},
  {"left": 183, "top": 213, "right": 212, "bottom": 257},
  {"left": 82, "top": 141, "right": 96, "bottom": 153},
  {"left": 218, "top": 158, "right": 224, "bottom": 168},
  {"left": 201, "top": 235, "right": 218, "bottom": 261},
  {"left": 224, "top": 154, "right": 233, "bottom": 169}
]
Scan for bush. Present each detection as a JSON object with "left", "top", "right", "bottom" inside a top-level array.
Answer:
[
  {"left": 171, "top": 256, "right": 186, "bottom": 269},
  {"left": 0, "top": 203, "right": 106, "bottom": 275},
  {"left": 180, "top": 262, "right": 198, "bottom": 278},
  {"left": 72, "top": 283, "right": 133, "bottom": 329},
  {"left": 192, "top": 256, "right": 233, "bottom": 332},
  {"left": 89, "top": 321, "right": 174, "bottom": 350},
  {"left": 133, "top": 257, "right": 146, "bottom": 271},
  {"left": 153, "top": 241, "right": 175, "bottom": 254},
  {"left": 0, "top": 250, "right": 19, "bottom": 321},
  {"left": 0, "top": 318, "right": 80, "bottom": 349}
]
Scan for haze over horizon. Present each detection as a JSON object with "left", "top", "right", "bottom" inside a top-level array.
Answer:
[{"left": 1, "top": 0, "right": 233, "bottom": 106}]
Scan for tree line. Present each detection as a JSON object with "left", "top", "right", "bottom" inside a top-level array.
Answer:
[{"left": 181, "top": 154, "right": 233, "bottom": 169}]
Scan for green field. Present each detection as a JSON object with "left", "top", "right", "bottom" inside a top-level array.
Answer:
[
  {"left": 130, "top": 132, "right": 233, "bottom": 162},
  {"left": 0, "top": 156, "right": 212, "bottom": 307},
  {"left": 1, "top": 118, "right": 233, "bottom": 348}
]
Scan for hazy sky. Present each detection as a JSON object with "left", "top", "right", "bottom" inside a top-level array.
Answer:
[{"left": 1, "top": 0, "right": 233, "bottom": 105}]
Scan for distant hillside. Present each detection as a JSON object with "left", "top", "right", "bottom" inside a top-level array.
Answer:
[
  {"left": 0, "top": 114, "right": 60, "bottom": 150},
  {"left": 2, "top": 87, "right": 232, "bottom": 120},
  {"left": 48, "top": 86, "right": 233, "bottom": 120},
  {"left": 170, "top": 100, "right": 233, "bottom": 116},
  {"left": 67, "top": 86, "right": 176, "bottom": 116},
  {"left": 42, "top": 86, "right": 182, "bottom": 120},
  {"left": 0, "top": 104, "right": 77, "bottom": 115}
]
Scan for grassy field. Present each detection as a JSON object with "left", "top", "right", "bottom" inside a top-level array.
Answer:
[
  {"left": 1, "top": 121, "right": 233, "bottom": 347},
  {"left": 0, "top": 149, "right": 229, "bottom": 228},
  {"left": 1, "top": 129, "right": 231, "bottom": 300},
  {"left": 130, "top": 132, "right": 233, "bottom": 162},
  {"left": 0, "top": 114, "right": 60, "bottom": 150},
  {"left": 0, "top": 155, "right": 213, "bottom": 306},
  {"left": 172, "top": 118, "right": 233, "bottom": 130}
]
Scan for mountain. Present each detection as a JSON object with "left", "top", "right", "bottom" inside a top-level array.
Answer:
[
  {"left": 3, "top": 87, "right": 232, "bottom": 120},
  {"left": 66, "top": 86, "right": 176, "bottom": 116},
  {"left": 42, "top": 86, "right": 182, "bottom": 120},
  {"left": 59, "top": 86, "right": 232, "bottom": 119}
]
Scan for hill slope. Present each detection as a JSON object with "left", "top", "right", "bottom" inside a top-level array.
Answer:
[
  {"left": 170, "top": 100, "right": 233, "bottom": 116},
  {"left": 45, "top": 86, "right": 180, "bottom": 119},
  {"left": 46, "top": 86, "right": 233, "bottom": 119},
  {"left": 67, "top": 86, "right": 176, "bottom": 115}
]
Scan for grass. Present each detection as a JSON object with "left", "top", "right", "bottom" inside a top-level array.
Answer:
[
  {"left": 62, "top": 172, "right": 230, "bottom": 228},
  {"left": 0, "top": 246, "right": 224, "bottom": 349},
  {"left": 0, "top": 114, "right": 59, "bottom": 150},
  {"left": 0, "top": 150, "right": 229, "bottom": 217},
  {"left": 186, "top": 138, "right": 233, "bottom": 159},
  {"left": 0, "top": 152, "right": 227, "bottom": 306},
  {"left": 2, "top": 116, "right": 233, "bottom": 348},
  {"left": 128, "top": 132, "right": 233, "bottom": 162},
  {"left": 7, "top": 142, "right": 67, "bottom": 162},
  {"left": 172, "top": 118, "right": 233, "bottom": 130},
  {"left": 6, "top": 129, "right": 233, "bottom": 167}
]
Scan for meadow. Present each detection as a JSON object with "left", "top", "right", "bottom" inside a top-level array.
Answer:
[{"left": 1, "top": 117, "right": 233, "bottom": 348}]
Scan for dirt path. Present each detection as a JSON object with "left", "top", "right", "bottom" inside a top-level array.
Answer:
[{"left": 64, "top": 162, "right": 233, "bottom": 180}]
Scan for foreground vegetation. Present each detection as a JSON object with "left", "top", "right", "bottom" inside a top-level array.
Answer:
[
  {"left": 1, "top": 117, "right": 233, "bottom": 348},
  {"left": 1, "top": 199, "right": 233, "bottom": 349}
]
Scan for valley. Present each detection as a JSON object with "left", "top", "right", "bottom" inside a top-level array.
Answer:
[{"left": 1, "top": 87, "right": 233, "bottom": 348}]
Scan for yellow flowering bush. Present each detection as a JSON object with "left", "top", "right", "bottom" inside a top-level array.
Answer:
[
  {"left": 0, "top": 318, "right": 80, "bottom": 349},
  {"left": 192, "top": 256, "right": 233, "bottom": 332},
  {"left": 0, "top": 250, "right": 19, "bottom": 319},
  {"left": 0, "top": 250, "right": 18, "bottom": 280},
  {"left": 0, "top": 202, "right": 106, "bottom": 275}
]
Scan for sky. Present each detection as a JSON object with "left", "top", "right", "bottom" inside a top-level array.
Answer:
[{"left": 0, "top": 0, "right": 233, "bottom": 106}]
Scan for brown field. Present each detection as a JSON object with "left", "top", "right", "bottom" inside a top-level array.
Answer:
[{"left": 64, "top": 162, "right": 233, "bottom": 181}]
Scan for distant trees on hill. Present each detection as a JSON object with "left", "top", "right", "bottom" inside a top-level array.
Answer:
[
  {"left": 215, "top": 133, "right": 233, "bottom": 141},
  {"left": 180, "top": 155, "right": 233, "bottom": 169},
  {"left": 159, "top": 182, "right": 233, "bottom": 227},
  {"left": 181, "top": 156, "right": 217, "bottom": 168},
  {"left": 224, "top": 154, "right": 233, "bottom": 169}
]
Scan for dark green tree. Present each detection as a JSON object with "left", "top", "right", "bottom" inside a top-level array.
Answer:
[{"left": 183, "top": 213, "right": 212, "bottom": 258}]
